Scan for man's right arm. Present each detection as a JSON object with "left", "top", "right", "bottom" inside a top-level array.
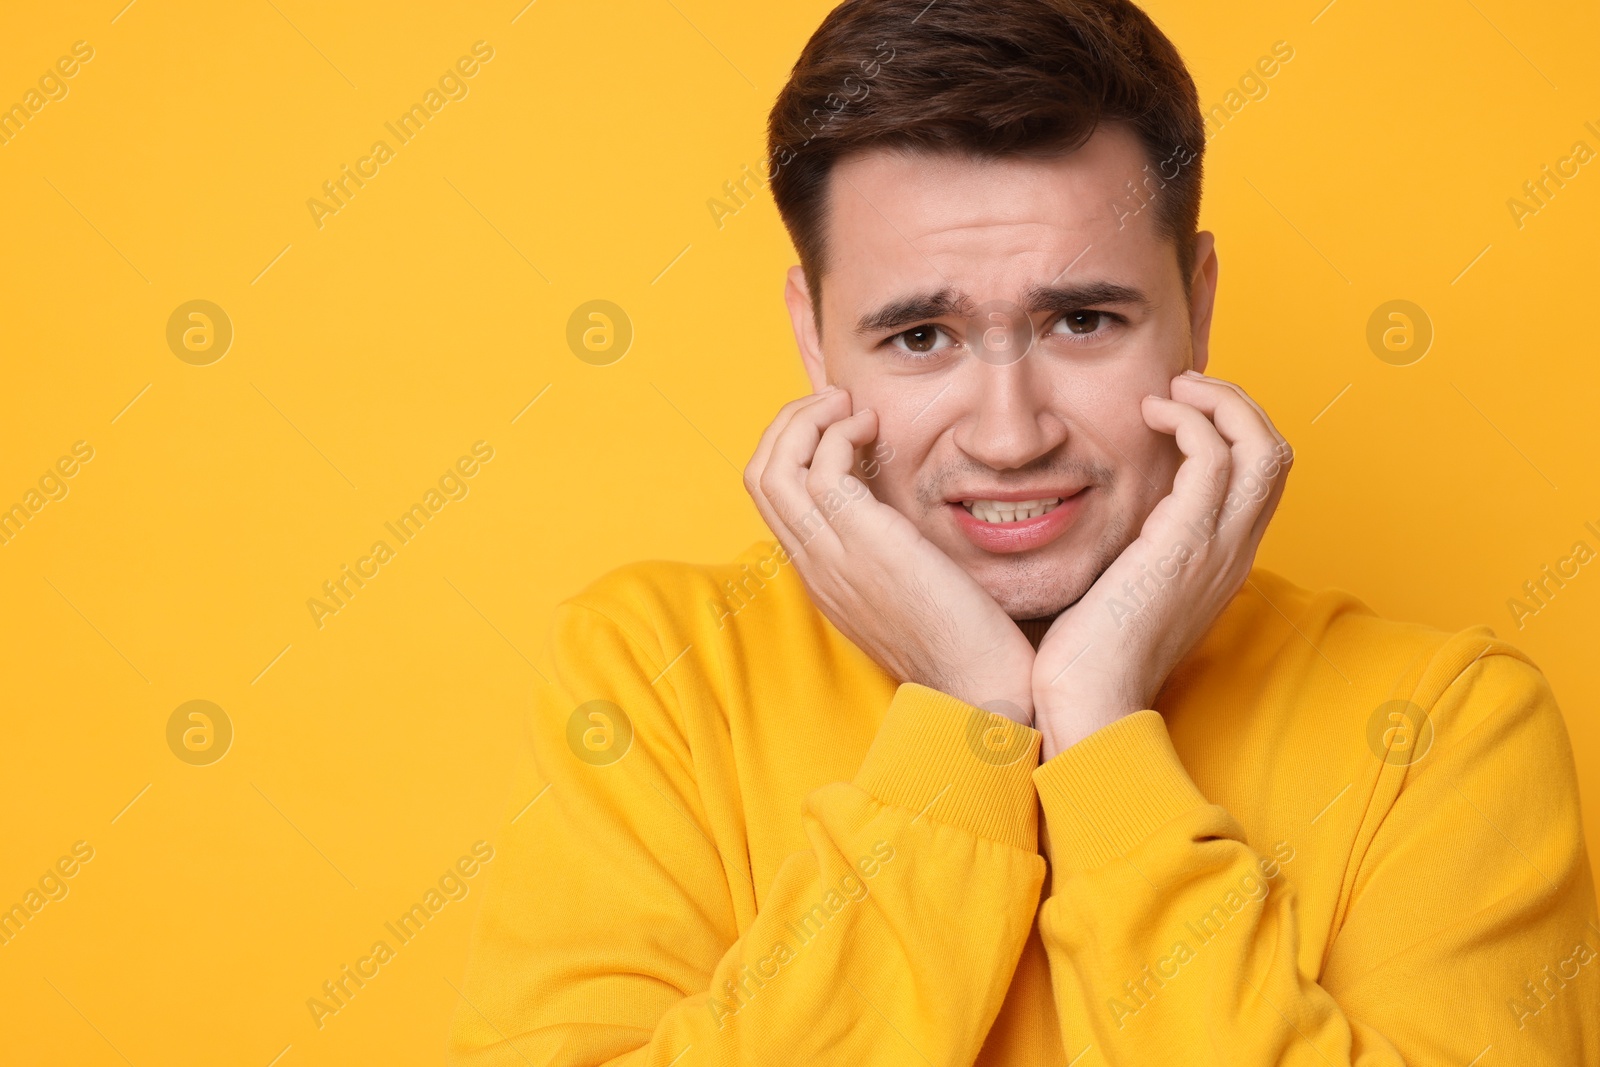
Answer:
[{"left": 446, "top": 598, "right": 1048, "bottom": 1066}]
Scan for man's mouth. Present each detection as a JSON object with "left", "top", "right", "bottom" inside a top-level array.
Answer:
[
  {"left": 958, "top": 497, "right": 1064, "bottom": 524},
  {"left": 946, "top": 488, "right": 1089, "bottom": 554}
]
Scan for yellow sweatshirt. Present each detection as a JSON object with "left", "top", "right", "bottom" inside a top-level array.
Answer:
[{"left": 449, "top": 539, "right": 1600, "bottom": 1065}]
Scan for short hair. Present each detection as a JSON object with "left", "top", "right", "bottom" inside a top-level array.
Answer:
[{"left": 767, "top": 0, "right": 1205, "bottom": 308}]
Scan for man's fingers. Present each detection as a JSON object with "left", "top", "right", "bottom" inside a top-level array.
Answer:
[
  {"left": 757, "top": 390, "right": 857, "bottom": 553},
  {"left": 743, "top": 388, "right": 844, "bottom": 499},
  {"left": 1141, "top": 394, "right": 1233, "bottom": 524},
  {"left": 806, "top": 408, "right": 882, "bottom": 535},
  {"left": 1167, "top": 374, "right": 1293, "bottom": 538},
  {"left": 1169, "top": 373, "right": 1285, "bottom": 469}
]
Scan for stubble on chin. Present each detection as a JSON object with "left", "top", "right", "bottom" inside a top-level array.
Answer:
[{"left": 985, "top": 507, "right": 1134, "bottom": 622}]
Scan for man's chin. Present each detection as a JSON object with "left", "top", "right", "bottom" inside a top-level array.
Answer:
[
  {"left": 977, "top": 566, "right": 1095, "bottom": 622},
  {"left": 964, "top": 535, "right": 1122, "bottom": 621}
]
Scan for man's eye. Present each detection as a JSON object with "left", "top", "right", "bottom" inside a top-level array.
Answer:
[
  {"left": 1051, "top": 310, "right": 1110, "bottom": 336},
  {"left": 890, "top": 324, "right": 954, "bottom": 354}
]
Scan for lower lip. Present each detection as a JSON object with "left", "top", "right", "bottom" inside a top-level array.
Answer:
[{"left": 949, "top": 490, "right": 1089, "bottom": 554}]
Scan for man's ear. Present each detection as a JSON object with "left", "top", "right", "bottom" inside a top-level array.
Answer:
[
  {"left": 1187, "top": 231, "right": 1218, "bottom": 375},
  {"left": 784, "top": 265, "right": 829, "bottom": 391}
]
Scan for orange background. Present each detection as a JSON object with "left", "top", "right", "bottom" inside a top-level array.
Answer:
[{"left": 1, "top": 1, "right": 1597, "bottom": 1063}]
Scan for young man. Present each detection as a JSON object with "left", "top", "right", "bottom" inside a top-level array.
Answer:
[{"left": 451, "top": 1, "right": 1600, "bottom": 1063}]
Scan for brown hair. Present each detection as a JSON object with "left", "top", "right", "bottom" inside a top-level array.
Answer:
[{"left": 767, "top": 0, "right": 1205, "bottom": 305}]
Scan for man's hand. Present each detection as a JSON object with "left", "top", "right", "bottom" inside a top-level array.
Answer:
[
  {"left": 1031, "top": 371, "right": 1293, "bottom": 760},
  {"left": 745, "top": 387, "right": 1037, "bottom": 723}
]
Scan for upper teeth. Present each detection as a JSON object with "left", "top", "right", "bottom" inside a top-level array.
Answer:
[{"left": 962, "top": 498, "right": 1063, "bottom": 523}]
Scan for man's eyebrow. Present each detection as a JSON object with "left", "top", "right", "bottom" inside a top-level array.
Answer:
[
  {"left": 854, "top": 288, "right": 975, "bottom": 334},
  {"left": 853, "top": 281, "right": 1151, "bottom": 335},
  {"left": 1023, "top": 281, "right": 1152, "bottom": 314}
]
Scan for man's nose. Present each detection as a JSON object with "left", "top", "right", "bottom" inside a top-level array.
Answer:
[{"left": 952, "top": 352, "right": 1067, "bottom": 471}]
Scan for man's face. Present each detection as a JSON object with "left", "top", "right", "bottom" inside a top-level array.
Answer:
[{"left": 787, "top": 123, "right": 1217, "bottom": 620}]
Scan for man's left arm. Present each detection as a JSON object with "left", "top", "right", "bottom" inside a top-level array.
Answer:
[
  {"left": 1029, "top": 646, "right": 1600, "bottom": 1064},
  {"left": 1025, "top": 372, "right": 1598, "bottom": 1062}
]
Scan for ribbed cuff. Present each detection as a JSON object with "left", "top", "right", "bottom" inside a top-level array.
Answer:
[
  {"left": 853, "top": 683, "right": 1042, "bottom": 852},
  {"left": 1032, "top": 709, "right": 1208, "bottom": 871}
]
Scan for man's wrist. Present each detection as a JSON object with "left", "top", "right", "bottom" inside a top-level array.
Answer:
[{"left": 1033, "top": 689, "right": 1139, "bottom": 761}]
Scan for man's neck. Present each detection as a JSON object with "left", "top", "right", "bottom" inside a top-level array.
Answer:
[{"left": 1015, "top": 616, "right": 1056, "bottom": 651}]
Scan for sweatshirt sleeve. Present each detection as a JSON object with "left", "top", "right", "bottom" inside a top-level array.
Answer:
[
  {"left": 447, "top": 598, "right": 1048, "bottom": 1066},
  {"left": 1030, "top": 649, "right": 1600, "bottom": 1065}
]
